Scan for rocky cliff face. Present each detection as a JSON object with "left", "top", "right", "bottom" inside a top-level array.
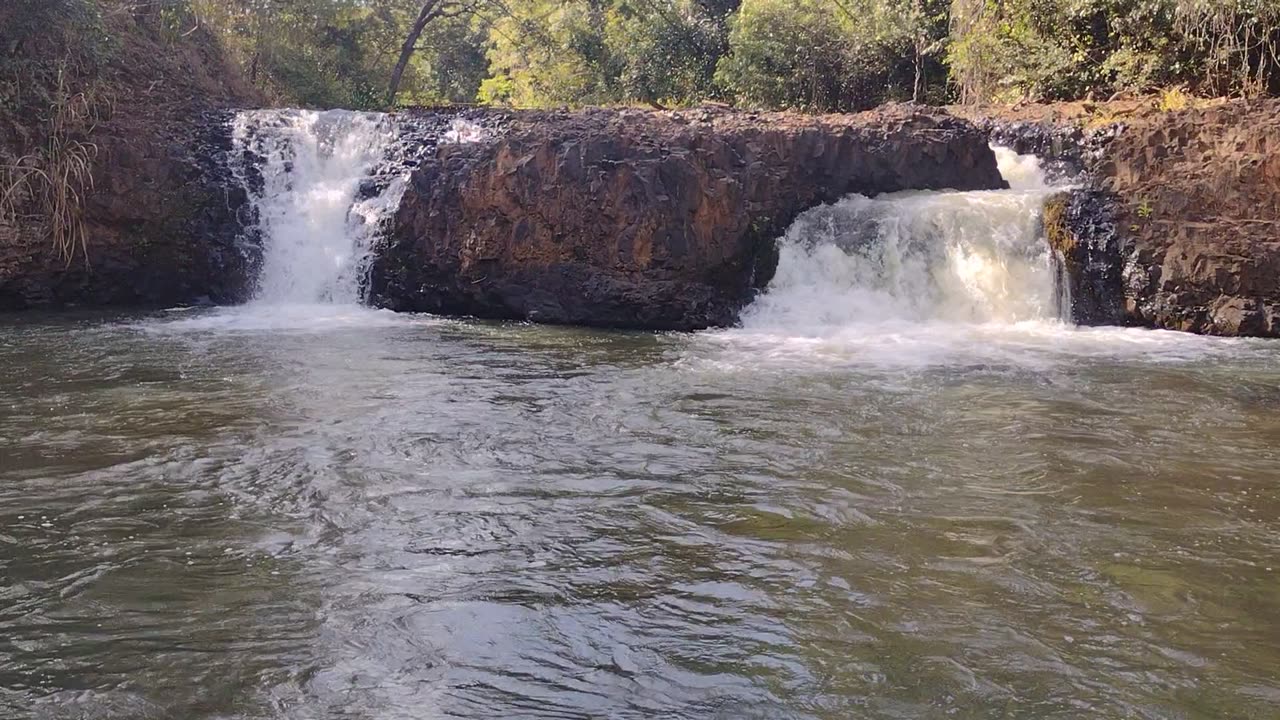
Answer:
[
  {"left": 0, "top": 111, "right": 257, "bottom": 309},
  {"left": 1106, "top": 101, "right": 1280, "bottom": 337},
  {"left": 369, "top": 105, "right": 1005, "bottom": 330},
  {"left": 963, "top": 99, "right": 1280, "bottom": 338}
]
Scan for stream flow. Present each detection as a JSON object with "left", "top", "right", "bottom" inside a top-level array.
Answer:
[{"left": 1, "top": 143, "right": 1278, "bottom": 720}]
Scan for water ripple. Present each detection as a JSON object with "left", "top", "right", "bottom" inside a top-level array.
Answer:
[{"left": 1, "top": 311, "right": 1278, "bottom": 718}]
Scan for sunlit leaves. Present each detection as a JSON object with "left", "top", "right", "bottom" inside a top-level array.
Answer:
[{"left": 129, "top": 0, "right": 1280, "bottom": 108}]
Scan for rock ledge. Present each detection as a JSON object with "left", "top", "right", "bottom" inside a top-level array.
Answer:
[{"left": 370, "top": 105, "right": 1004, "bottom": 330}]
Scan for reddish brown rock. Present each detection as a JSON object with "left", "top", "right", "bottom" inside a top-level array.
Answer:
[
  {"left": 370, "top": 105, "right": 1005, "bottom": 330},
  {"left": 1107, "top": 101, "right": 1280, "bottom": 337}
]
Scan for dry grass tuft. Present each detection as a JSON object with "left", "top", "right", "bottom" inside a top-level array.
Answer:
[
  {"left": 1158, "top": 86, "right": 1192, "bottom": 113},
  {"left": 1, "top": 63, "right": 105, "bottom": 267}
]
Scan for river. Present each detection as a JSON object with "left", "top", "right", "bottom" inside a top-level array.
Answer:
[
  {"left": 1, "top": 112, "right": 1278, "bottom": 719},
  {"left": 3, "top": 307, "right": 1279, "bottom": 719}
]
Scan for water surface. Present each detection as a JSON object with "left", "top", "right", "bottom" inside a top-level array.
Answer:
[{"left": 2, "top": 307, "right": 1278, "bottom": 719}]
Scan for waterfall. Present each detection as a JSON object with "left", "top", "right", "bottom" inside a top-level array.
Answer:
[
  {"left": 230, "top": 109, "right": 405, "bottom": 306},
  {"left": 740, "top": 147, "right": 1066, "bottom": 334}
]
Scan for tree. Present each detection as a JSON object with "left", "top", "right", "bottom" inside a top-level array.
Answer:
[
  {"left": 388, "top": 0, "right": 492, "bottom": 106},
  {"left": 89, "top": 0, "right": 1280, "bottom": 111},
  {"left": 605, "top": 0, "right": 728, "bottom": 106},
  {"left": 715, "top": 0, "right": 948, "bottom": 111},
  {"left": 1175, "top": 0, "right": 1280, "bottom": 96},
  {"left": 898, "top": 1, "right": 951, "bottom": 102},
  {"left": 483, "top": 0, "right": 620, "bottom": 107},
  {"left": 400, "top": 12, "right": 488, "bottom": 104}
]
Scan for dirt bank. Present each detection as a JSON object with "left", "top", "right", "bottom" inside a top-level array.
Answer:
[{"left": 0, "top": 5, "right": 260, "bottom": 309}]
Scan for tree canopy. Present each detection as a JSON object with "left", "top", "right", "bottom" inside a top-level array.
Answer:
[{"left": 40, "top": 0, "right": 1280, "bottom": 110}]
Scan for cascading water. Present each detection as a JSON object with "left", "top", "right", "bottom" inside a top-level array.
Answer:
[
  {"left": 231, "top": 109, "right": 404, "bottom": 306},
  {"left": 739, "top": 146, "right": 1066, "bottom": 335},
  {"left": 156, "top": 110, "right": 489, "bottom": 332}
]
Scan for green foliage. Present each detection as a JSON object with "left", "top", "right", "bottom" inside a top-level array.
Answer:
[
  {"left": 9, "top": 0, "right": 1279, "bottom": 116},
  {"left": 484, "top": 0, "right": 619, "bottom": 107},
  {"left": 948, "top": 0, "right": 1081, "bottom": 103},
  {"left": 480, "top": 0, "right": 734, "bottom": 107},
  {"left": 949, "top": 0, "right": 1280, "bottom": 104},
  {"left": 476, "top": 73, "right": 515, "bottom": 105},
  {"left": 713, "top": 0, "right": 853, "bottom": 110},
  {"left": 399, "top": 14, "right": 488, "bottom": 106},
  {"left": 191, "top": 0, "right": 404, "bottom": 109},
  {"left": 606, "top": 1, "right": 727, "bottom": 106},
  {"left": 714, "top": 0, "right": 949, "bottom": 111},
  {"left": 147, "top": 0, "right": 1280, "bottom": 110}
]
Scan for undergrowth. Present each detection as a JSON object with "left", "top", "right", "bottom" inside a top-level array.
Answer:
[
  {"left": 1159, "top": 86, "right": 1191, "bottom": 112},
  {"left": 1, "top": 68, "right": 108, "bottom": 266},
  {"left": 1, "top": 0, "right": 114, "bottom": 266}
]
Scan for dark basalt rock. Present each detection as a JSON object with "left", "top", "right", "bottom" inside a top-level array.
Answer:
[
  {"left": 1103, "top": 101, "right": 1280, "bottom": 337},
  {"left": 0, "top": 8, "right": 264, "bottom": 311},
  {"left": 1043, "top": 190, "right": 1126, "bottom": 325},
  {"left": 979, "top": 118, "right": 1129, "bottom": 326},
  {"left": 368, "top": 105, "right": 1006, "bottom": 330},
  {"left": 0, "top": 110, "right": 256, "bottom": 310},
  {"left": 186, "top": 110, "right": 259, "bottom": 304}
]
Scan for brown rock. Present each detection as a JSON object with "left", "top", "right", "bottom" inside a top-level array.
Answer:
[
  {"left": 1108, "top": 100, "right": 1280, "bottom": 337},
  {"left": 965, "top": 97, "right": 1280, "bottom": 338},
  {"left": 370, "top": 105, "right": 1004, "bottom": 330},
  {"left": 0, "top": 12, "right": 260, "bottom": 310}
]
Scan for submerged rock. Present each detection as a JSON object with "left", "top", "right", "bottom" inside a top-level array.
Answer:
[{"left": 369, "top": 105, "right": 1005, "bottom": 330}]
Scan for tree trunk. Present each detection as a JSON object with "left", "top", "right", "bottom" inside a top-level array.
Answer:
[
  {"left": 388, "top": 0, "right": 443, "bottom": 108},
  {"left": 913, "top": 43, "right": 923, "bottom": 103}
]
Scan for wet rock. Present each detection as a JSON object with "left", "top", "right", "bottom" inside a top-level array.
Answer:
[
  {"left": 970, "top": 99, "right": 1280, "bottom": 338},
  {"left": 1043, "top": 190, "right": 1125, "bottom": 325},
  {"left": 369, "top": 105, "right": 1004, "bottom": 330}
]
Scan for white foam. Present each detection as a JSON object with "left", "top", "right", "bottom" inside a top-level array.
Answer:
[
  {"left": 741, "top": 149, "right": 1063, "bottom": 333},
  {"left": 711, "top": 147, "right": 1258, "bottom": 370},
  {"left": 991, "top": 145, "right": 1050, "bottom": 191},
  {"left": 231, "top": 109, "right": 406, "bottom": 306},
  {"left": 137, "top": 304, "right": 443, "bottom": 334},
  {"left": 441, "top": 117, "right": 489, "bottom": 145},
  {"left": 698, "top": 320, "right": 1255, "bottom": 374}
]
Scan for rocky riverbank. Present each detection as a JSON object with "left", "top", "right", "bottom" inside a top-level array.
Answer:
[
  {"left": 5, "top": 25, "right": 1278, "bottom": 341},
  {"left": 959, "top": 98, "right": 1280, "bottom": 338},
  {"left": 369, "top": 105, "right": 1004, "bottom": 330}
]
